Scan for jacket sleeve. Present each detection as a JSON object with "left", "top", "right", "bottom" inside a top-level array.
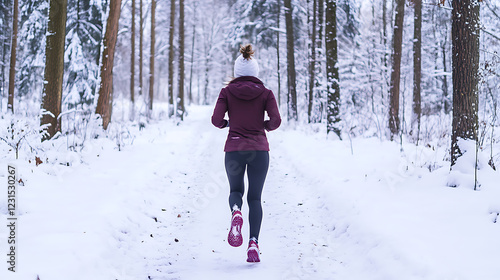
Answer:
[
  {"left": 211, "top": 88, "right": 229, "bottom": 129},
  {"left": 264, "top": 90, "right": 281, "bottom": 131}
]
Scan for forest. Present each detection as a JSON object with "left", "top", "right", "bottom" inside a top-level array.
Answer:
[
  {"left": 0, "top": 0, "right": 500, "bottom": 278},
  {"left": 1, "top": 0, "right": 499, "bottom": 170}
]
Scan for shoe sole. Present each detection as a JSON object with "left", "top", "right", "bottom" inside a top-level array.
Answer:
[
  {"left": 247, "top": 247, "right": 260, "bottom": 262},
  {"left": 228, "top": 214, "right": 243, "bottom": 247}
]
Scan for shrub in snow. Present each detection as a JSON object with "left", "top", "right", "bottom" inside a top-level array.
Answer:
[
  {"left": 0, "top": 115, "right": 49, "bottom": 159},
  {"left": 447, "top": 138, "right": 492, "bottom": 190}
]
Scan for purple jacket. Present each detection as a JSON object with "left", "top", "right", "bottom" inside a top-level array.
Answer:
[{"left": 212, "top": 76, "right": 281, "bottom": 152}]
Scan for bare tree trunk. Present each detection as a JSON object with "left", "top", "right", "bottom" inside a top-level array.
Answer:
[
  {"left": 451, "top": 0, "right": 480, "bottom": 167},
  {"left": 379, "top": 0, "right": 388, "bottom": 102},
  {"left": 204, "top": 56, "right": 209, "bottom": 105},
  {"left": 318, "top": 0, "right": 324, "bottom": 42},
  {"left": 130, "top": 0, "right": 135, "bottom": 120},
  {"left": 41, "top": 0, "right": 68, "bottom": 140},
  {"left": 325, "top": 0, "right": 340, "bottom": 138},
  {"left": 95, "top": 0, "right": 122, "bottom": 130},
  {"left": 168, "top": 0, "right": 176, "bottom": 116},
  {"left": 388, "top": 0, "right": 405, "bottom": 140},
  {"left": 1, "top": 45, "right": 7, "bottom": 113},
  {"left": 197, "top": 63, "right": 201, "bottom": 104},
  {"left": 188, "top": 4, "right": 196, "bottom": 105},
  {"left": 1, "top": 2, "right": 11, "bottom": 111},
  {"left": 382, "top": 0, "right": 388, "bottom": 71},
  {"left": 284, "top": 0, "right": 298, "bottom": 121},
  {"left": 411, "top": 0, "right": 421, "bottom": 144},
  {"left": 442, "top": 33, "right": 450, "bottom": 114},
  {"left": 149, "top": 0, "right": 155, "bottom": 116},
  {"left": 139, "top": 0, "right": 143, "bottom": 96},
  {"left": 276, "top": 0, "right": 281, "bottom": 106},
  {"left": 177, "top": 0, "right": 185, "bottom": 120},
  {"left": 308, "top": 0, "right": 317, "bottom": 123},
  {"left": 7, "top": 0, "right": 18, "bottom": 113},
  {"left": 317, "top": 0, "right": 324, "bottom": 120},
  {"left": 94, "top": 5, "right": 102, "bottom": 96},
  {"left": 131, "top": 0, "right": 135, "bottom": 104}
]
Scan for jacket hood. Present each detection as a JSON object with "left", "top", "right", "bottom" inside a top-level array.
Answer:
[{"left": 226, "top": 76, "right": 266, "bottom": 101}]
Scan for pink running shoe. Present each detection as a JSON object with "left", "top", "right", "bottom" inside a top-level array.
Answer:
[
  {"left": 228, "top": 210, "right": 243, "bottom": 247},
  {"left": 246, "top": 238, "right": 260, "bottom": 262}
]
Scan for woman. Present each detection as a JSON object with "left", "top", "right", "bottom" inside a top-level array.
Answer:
[{"left": 211, "top": 44, "right": 281, "bottom": 262}]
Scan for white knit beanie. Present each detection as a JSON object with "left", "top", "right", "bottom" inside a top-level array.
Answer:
[{"left": 234, "top": 45, "right": 259, "bottom": 78}]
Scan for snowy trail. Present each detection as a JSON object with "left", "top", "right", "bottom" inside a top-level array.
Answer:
[
  {"left": 134, "top": 106, "right": 397, "bottom": 279},
  {"left": 3, "top": 105, "right": 500, "bottom": 280},
  {"left": 104, "top": 106, "right": 353, "bottom": 279},
  {"left": 142, "top": 107, "right": 340, "bottom": 279}
]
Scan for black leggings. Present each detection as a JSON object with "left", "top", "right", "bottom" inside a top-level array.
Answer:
[{"left": 225, "top": 151, "right": 269, "bottom": 241}]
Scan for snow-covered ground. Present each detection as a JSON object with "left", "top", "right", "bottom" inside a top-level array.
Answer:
[{"left": 1, "top": 105, "right": 499, "bottom": 280}]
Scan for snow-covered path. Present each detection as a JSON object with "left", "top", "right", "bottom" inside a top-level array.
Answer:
[
  {"left": 2, "top": 106, "right": 343, "bottom": 280},
  {"left": 134, "top": 107, "right": 343, "bottom": 279},
  {"left": 2, "top": 105, "right": 500, "bottom": 280}
]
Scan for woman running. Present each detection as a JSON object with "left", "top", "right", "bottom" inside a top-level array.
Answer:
[{"left": 211, "top": 44, "right": 281, "bottom": 262}]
